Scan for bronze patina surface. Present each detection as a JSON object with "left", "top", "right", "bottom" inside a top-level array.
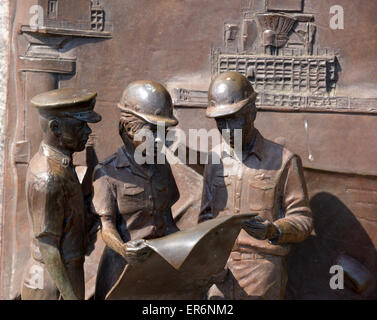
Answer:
[
  {"left": 21, "top": 88, "right": 101, "bottom": 300},
  {"left": 199, "top": 72, "right": 313, "bottom": 299},
  {"left": 1, "top": 0, "right": 377, "bottom": 300},
  {"left": 92, "top": 81, "right": 181, "bottom": 300}
]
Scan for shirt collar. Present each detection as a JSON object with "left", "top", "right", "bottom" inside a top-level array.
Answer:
[
  {"left": 40, "top": 142, "right": 72, "bottom": 168},
  {"left": 221, "top": 129, "right": 264, "bottom": 162},
  {"left": 244, "top": 129, "right": 264, "bottom": 161},
  {"left": 115, "top": 144, "right": 153, "bottom": 179}
]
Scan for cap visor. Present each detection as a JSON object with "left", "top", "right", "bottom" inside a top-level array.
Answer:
[
  {"left": 71, "top": 111, "right": 102, "bottom": 123},
  {"left": 123, "top": 109, "right": 179, "bottom": 127},
  {"left": 142, "top": 114, "right": 179, "bottom": 127},
  {"left": 206, "top": 98, "right": 250, "bottom": 118}
]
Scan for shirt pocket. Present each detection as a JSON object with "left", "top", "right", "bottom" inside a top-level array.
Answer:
[
  {"left": 248, "top": 180, "right": 275, "bottom": 211},
  {"left": 118, "top": 182, "right": 145, "bottom": 214},
  {"left": 122, "top": 182, "right": 145, "bottom": 195}
]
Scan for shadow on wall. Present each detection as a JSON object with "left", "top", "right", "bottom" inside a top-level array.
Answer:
[{"left": 285, "top": 192, "right": 377, "bottom": 300}]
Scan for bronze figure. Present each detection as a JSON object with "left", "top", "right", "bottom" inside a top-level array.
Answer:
[
  {"left": 199, "top": 71, "right": 313, "bottom": 300},
  {"left": 2, "top": 0, "right": 377, "bottom": 300},
  {"left": 92, "top": 80, "right": 180, "bottom": 300},
  {"left": 21, "top": 88, "right": 101, "bottom": 300}
]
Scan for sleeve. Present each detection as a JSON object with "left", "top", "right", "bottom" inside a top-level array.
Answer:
[
  {"left": 91, "top": 165, "right": 117, "bottom": 224},
  {"left": 273, "top": 155, "right": 313, "bottom": 244},
  {"left": 198, "top": 162, "right": 215, "bottom": 223},
  {"left": 29, "top": 175, "right": 65, "bottom": 246}
]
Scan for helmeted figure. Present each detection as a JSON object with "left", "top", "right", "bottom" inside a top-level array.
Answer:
[
  {"left": 21, "top": 88, "right": 101, "bottom": 300},
  {"left": 199, "top": 72, "right": 313, "bottom": 300},
  {"left": 92, "top": 80, "right": 180, "bottom": 300}
]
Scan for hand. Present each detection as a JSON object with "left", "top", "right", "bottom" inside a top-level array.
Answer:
[
  {"left": 242, "top": 216, "right": 280, "bottom": 241},
  {"left": 122, "top": 239, "right": 152, "bottom": 264}
]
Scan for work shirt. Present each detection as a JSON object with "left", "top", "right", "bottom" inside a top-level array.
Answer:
[
  {"left": 91, "top": 145, "right": 179, "bottom": 242},
  {"left": 26, "top": 142, "right": 87, "bottom": 263},
  {"left": 199, "top": 130, "right": 313, "bottom": 256}
]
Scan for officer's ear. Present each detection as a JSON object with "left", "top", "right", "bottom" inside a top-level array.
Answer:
[{"left": 49, "top": 118, "right": 62, "bottom": 137}]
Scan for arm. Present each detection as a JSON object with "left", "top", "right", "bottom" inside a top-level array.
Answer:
[
  {"left": 242, "top": 155, "right": 313, "bottom": 243},
  {"left": 91, "top": 166, "right": 126, "bottom": 258},
  {"left": 38, "top": 238, "right": 78, "bottom": 300},
  {"left": 91, "top": 165, "right": 151, "bottom": 263},
  {"left": 273, "top": 155, "right": 313, "bottom": 244},
  {"left": 31, "top": 177, "right": 78, "bottom": 300}
]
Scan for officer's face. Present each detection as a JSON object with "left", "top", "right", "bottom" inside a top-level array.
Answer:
[
  {"left": 59, "top": 118, "right": 92, "bottom": 152},
  {"left": 216, "top": 104, "right": 255, "bottom": 148}
]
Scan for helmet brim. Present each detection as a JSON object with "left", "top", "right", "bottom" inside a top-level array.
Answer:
[
  {"left": 206, "top": 97, "right": 251, "bottom": 118},
  {"left": 119, "top": 105, "right": 179, "bottom": 127}
]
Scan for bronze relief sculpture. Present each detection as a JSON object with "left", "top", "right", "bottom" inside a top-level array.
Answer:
[
  {"left": 21, "top": 88, "right": 101, "bottom": 300},
  {"left": 199, "top": 72, "right": 313, "bottom": 300},
  {"left": 1, "top": 0, "right": 376, "bottom": 301}
]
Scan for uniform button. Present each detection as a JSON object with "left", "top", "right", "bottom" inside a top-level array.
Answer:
[{"left": 236, "top": 193, "right": 240, "bottom": 198}]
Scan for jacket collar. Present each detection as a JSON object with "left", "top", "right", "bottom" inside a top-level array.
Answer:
[{"left": 40, "top": 142, "right": 72, "bottom": 168}]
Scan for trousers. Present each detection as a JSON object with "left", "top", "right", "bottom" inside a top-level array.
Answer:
[{"left": 208, "top": 251, "right": 288, "bottom": 300}]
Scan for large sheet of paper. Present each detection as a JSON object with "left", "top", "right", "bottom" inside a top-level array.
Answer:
[{"left": 106, "top": 213, "right": 257, "bottom": 300}]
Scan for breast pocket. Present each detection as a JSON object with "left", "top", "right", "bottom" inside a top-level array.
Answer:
[
  {"left": 118, "top": 182, "right": 145, "bottom": 214},
  {"left": 248, "top": 180, "right": 275, "bottom": 211}
]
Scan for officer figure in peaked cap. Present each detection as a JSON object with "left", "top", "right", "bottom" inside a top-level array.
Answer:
[
  {"left": 199, "top": 72, "right": 313, "bottom": 300},
  {"left": 21, "top": 88, "right": 102, "bottom": 300},
  {"left": 92, "top": 80, "right": 180, "bottom": 299}
]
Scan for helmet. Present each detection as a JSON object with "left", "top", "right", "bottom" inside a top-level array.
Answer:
[
  {"left": 118, "top": 80, "right": 178, "bottom": 126},
  {"left": 206, "top": 72, "right": 256, "bottom": 118}
]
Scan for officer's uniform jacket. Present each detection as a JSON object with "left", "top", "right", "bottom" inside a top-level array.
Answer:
[{"left": 22, "top": 142, "right": 87, "bottom": 299}]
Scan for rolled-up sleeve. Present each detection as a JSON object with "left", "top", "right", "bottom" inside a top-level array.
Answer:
[
  {"left": 274, "top": 155, "right": 313, "bottom": 244},
  {"left": 91, "top": 165, "right": 117, "bottom": 224}
]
